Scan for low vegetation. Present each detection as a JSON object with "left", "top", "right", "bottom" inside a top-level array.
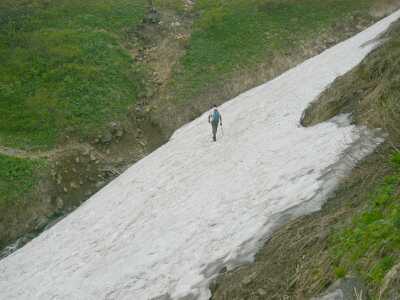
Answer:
[
  {"left": 0, "top": 154, "right": 46, "bottom": 205},
  {"left": 170, "top": 0, "right": 381, "bottom": 101},
  {"left": 0, "top": 0, "right": 148, "bottom": 149},
  {"left": 332, "top": 153, "right": 400, "bottom": 291}
]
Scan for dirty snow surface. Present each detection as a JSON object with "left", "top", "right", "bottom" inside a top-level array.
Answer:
[{"left": 2, "top": 11, "right": 400, "bottom": 300}]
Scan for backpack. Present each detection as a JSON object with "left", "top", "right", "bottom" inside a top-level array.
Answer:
[{"left": 211, "top": 110, "right": 220, "bottom": 124}]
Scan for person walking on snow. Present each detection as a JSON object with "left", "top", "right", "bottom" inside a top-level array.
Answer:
[{"left": 208, "top": 105, "right": 222, "bottom": 142}]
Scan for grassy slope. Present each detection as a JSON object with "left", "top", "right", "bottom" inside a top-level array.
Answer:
[
  {"left": 0, "top": 0, "right": 148, "bottom": 220},
  {"left": 0, "top": 0, "right": 148, "bottom": 149},
  {"left": 311, "top": 22, "right": 400, "bottom": 295},
  {"left": 0, "top": 154, "right": 45, "bottom": 205},
  {"left": 332, "top": 154, "right": 400, "bottom": 289},
  {"left": 169, "top": 0, "right": 377, "bottom": 101}
]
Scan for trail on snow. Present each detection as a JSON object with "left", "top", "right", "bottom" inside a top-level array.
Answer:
[{"left": 1, "top": 10, "right": 400, "bottom": 300}]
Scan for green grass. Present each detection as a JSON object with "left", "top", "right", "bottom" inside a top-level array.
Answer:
[
  {"left": 331, "top": 153, "right": 400, "bottom": 289},
  {"left": 170, "top": 0, "right": 376, "bottom": 100},
  {"left": 0, "top": 154, "right": 46, "bottom": 204},
  {"left": 0, "top": 0, "right": 148, "bottom": 149}
]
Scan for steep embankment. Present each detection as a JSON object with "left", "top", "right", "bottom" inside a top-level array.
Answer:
[
  {"left": 1, "top": 0, "right": 400, "bottom": 258},
  {"left": 212, "top": 14, "right": 400, "bottom": 300},
  {"left": 1, "top": 10, "right": 399, "bottom": 300}
]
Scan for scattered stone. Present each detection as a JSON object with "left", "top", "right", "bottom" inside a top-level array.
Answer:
[
  {"left": 257, "top": 288, "right": 267, "bottom": 296},
  {"left": 90, "top": 152, "right": 97, "bottom": 161},
  {"left": 101, "top": 131, "right": 113, "bottom": 144},
  {"left": 56, "top": 175, "right": 62, "bottom": 185},
  {"left": 63, "top": 186, "right": 68, "bottom": 193},
  {"left": 380, "top": 263, "right": 400, "bottom": 300},
  {"left": 70, "top": 182, "right": 79, "bottom": 189},
  {"left": 171, "top": 21, "right": 181, "bottom": 27},
  {"left": 144, "top": 7, "right": 160, "bottom": 24},
  {"left": 85, "top": 190, "right": 92, "bottom": 197},
  {"left": 115, "top": 128, "right": 124, "bottom": 138},
  {"left": 75, "top": 157, "right": 80, "bottom": 163},
  {"left": 56, "top": 197, "right": 64, "bottom": 209},
  {"left": 311, "top": 277, "right": 367, "bottom": 300},
  {"left": 96, "top": 181, "right": 106, "bottom": 189},
  {"left": 82, "top": 148, "right": 90, "bottom": 156},
  {"left": 241, "top": 273, "right": 256, "bottom": 286}
]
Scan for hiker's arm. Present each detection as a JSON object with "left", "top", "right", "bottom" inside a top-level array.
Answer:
[
  {"left": 220, "top": 115, "right": 222, "bottom": 125},
  {"left": 208, "top": 114, "right": 211, "bottom": 123}
]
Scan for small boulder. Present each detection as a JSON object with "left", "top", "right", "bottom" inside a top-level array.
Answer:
[
  {"left": 101, "top": 131, "right": 113, "bottom": 144},
  {"left": 257, "top": 288, "right": 267, "bottom": 296},
  {"left": 311, "top": 277, "right": 367, "bottom": 300},
  {"left": 56, "top": 197, "right": 64, "bottom": 209}
]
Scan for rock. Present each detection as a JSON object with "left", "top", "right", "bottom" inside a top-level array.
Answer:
[
  {"left": 70, "top": 182, "right": 79, "bottom": 189},
  {"left": 171, "top": 21, "right": 181, "bottom": 27},
  {"left": 241, "top": 273, "right": 256, "bottom": 286},
  {"left": 63, "top": 186, "right": 68, "bottom": 193},
  {"left": 379, "top": 263, "right": 400, "bottom": 300},
  {"left": 311, "top": 277, "right": 367, "bottom": 300},
  {"left": 115, "top": 129, "right": 124, "bottom": 138},
  {"left": 257, "top": 288, "right": 267, "bottom": 296},
  {"left": 101, "top": 131, "right": 113, "bottom": 144},
  {"left": 82, "top": 148, "right": 90, "bottom": 156},
  {"left": 96, "top": 181, "right": 106, "bottom": 189},
  {"left": 56, "top": 197, "right": 64, "bottom": 209},
  {"left": 144, "top": 7, "right": 160, "bottom": 24},
  {"left": 75, "top": 157, "right": 80, "bottom": 163},
  {"left": 90, "top": 152, "right": 97, "bottom": 161}
]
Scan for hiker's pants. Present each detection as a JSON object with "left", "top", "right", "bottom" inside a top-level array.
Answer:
[{"left": 211, "top": 122, "right": 218, "bottom": 140}]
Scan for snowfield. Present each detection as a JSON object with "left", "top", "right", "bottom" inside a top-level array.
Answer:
[{"left": 2, "top": 10, "right": 400, "bottom": 300}]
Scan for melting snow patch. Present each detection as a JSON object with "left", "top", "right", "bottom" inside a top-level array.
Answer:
[{"left": 1, "top": 10, "right": 400, "bottom": 300}]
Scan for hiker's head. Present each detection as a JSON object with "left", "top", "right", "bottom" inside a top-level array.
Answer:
[{"left": 213, "top": 104, "right": 218, "bottom": 111}]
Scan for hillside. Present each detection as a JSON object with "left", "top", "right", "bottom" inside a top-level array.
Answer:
[
  {"left": 1, "top": 10, "right": 399, "bottom": 299},
  {"left": 1, "top": 0, "right": 399, "bottom": 267}
]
